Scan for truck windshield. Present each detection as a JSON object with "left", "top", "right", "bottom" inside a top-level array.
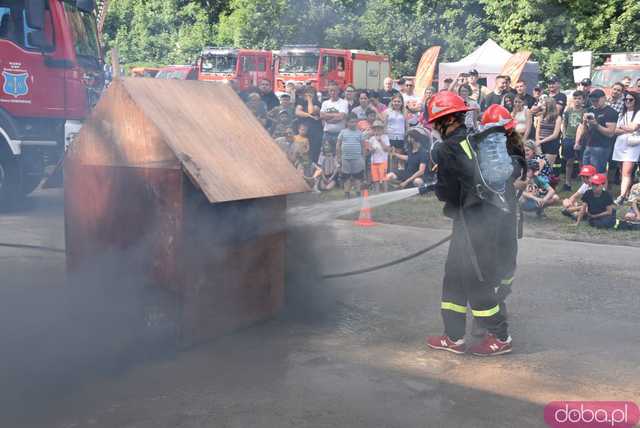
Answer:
[
  {"left": 0, "top": 0, "right": 54, "bottom": 50},
  {"left": 201, "top": 54, "right": 237, "bottom": 73},
  {"left": 592, "top": 69, "right": 640, "bottom": 88},
  {"left": 62, "top": 1, "right": 100, "bottom": 67},
  {"left": 156, "top": 68, "right": 192, "bottom": 80},
  {"left": 278, "top": 54, "right": 318, "bottom": 73}
]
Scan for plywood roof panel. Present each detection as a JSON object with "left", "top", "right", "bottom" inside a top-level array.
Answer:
[{"left": 92, "top": 78, "right": 308, "bottom": 203}]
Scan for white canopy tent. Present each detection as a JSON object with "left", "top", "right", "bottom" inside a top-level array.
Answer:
[{"left": 438, "top": 39, "right": 540, "bottom": 93}]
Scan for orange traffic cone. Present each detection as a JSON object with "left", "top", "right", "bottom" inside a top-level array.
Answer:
[{"left": 354, "top": 189, "right": 376, "bottom": 227}]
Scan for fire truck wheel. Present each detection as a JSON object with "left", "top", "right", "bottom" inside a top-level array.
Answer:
[{"left": 0, "top": 154, "right": 20, "bottom": 211}]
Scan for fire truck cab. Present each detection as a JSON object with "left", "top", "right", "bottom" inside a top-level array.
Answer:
[
  {"left": 196, "top": 47, "right": 273, "bottom": 91},
  {"left": 0, "top": 0, "right": 103, "bottom": 206},
  {"left": 591, "top": 53, "right": 640, "bottom": 95},
  {"left": 275, "top": 45, "right": 390, "bottom": 94}
]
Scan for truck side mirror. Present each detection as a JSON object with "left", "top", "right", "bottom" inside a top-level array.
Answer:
[
  {"left": 76, "top": 0, "right": 95, "bottom": 13},
  {"left": 25, "top": 0, "right": 45, "bottom": 30}
]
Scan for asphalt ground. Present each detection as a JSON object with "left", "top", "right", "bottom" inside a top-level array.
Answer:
[{"left": 1, "top": 189, "right": 638, "bottom": 428}]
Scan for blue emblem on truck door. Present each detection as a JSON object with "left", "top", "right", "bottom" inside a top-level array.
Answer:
[{"left": 2, "top": 71, "right": 29, "bottom": 97}]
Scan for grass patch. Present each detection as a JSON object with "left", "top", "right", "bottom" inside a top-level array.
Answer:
[{"left": 291, "top": 185, "right": 639, "bottom": 248}]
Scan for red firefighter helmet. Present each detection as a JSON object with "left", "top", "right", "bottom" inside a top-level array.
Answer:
[
  {"left": 427, "top": 91, "right": 472, "bottom": 123},
  {"left": 481, "top": 104, "right": 515, "bottom": 130}
]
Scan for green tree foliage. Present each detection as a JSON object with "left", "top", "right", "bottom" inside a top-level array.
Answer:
[
  {"left": 103, "top": 0, "right": 216, "bottom": 65},
  {"left": 103, "top": 0, "right": 640, "bottom": 80},
  {"left": 481, "top": 0, "right": 640, "bottom": 81},
  {"left": 479, "top": 0, "right": 573, "bottom": 79},
  {"left": 216, "top": 0, "right": 367, "bottom": 49}
]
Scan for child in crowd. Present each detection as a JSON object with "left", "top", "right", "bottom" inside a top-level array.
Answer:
[
  {"left": 274, "top": 127, "right": 295, "bottom": 159},
  {"left": 368, "top": 120, "right": 390, "bottom": 193},
  {"left": 576, "top": 173, "right": 616, "bottom": 229},
  {"left": 520, "top": 160, "right": 560, "bottom": 216},
  {"left": 292, "top": 123, "right": 311, "bottom": 174},
  {"left": 271, "top": 109, "right": 293, "bottom": 139},
  {"left": 384, "top": 94, "right": 407, "bottom": 171},
  {"left": 624, "top": 183, "right": 640, "bottom": 223},
  {"left": 358, "top": 108, "right": 379, "bottom": 183},
  {"left": 561, "top": 164, "right": 595, "bottom": 219},
  {"left": 311, "top": 138, "right": 338, "bottom": 192},
  {"left": 358, "top": 108, "right": 377, "bottom": 134},
  {"left": 524, "top": 139, "right": 553, "bottom": 182},
  {"left": 337, "top": 113, "right": 365, "bottom": 199}
]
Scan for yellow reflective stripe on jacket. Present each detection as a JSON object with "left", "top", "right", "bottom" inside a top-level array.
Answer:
[
  {"left": 441, "top": 301, "right": 467, "bottom": 314},
  {"left": 472, "top": 305, "right": 500, "bottom": 317},
  {"left": 501, "top": 277, "right": 514, "bottom": 286},
  {"left": 459, "top": 139, "right": 474, "bottom": 160}
]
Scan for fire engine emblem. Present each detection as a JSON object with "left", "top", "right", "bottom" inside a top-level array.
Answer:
[{"left": 2, "top": 71, "right": 30, "bottom": 98}]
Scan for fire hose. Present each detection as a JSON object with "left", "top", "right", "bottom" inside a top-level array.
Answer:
[
  {"left": 322, "top": 183, "right": 453, "bottom": 279},
  {"left": 0, "top": 242, "right": 65, "bottom": 253},
  {"left": 322, "top": 232, "right": 452, "bottom": 279}
]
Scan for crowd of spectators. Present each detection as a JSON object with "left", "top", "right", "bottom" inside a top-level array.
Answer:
[
  {"left": 236, "top": 72, "right": 640, "bottom": 232},
  {"left": 236, "top": 76, "right": 435, "bottom": 198}
]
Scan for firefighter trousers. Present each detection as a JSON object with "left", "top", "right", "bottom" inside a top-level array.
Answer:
[
  {"left": 495, "top": 207, "right": 518, "bottom": 301},
  {"left": 440, "top": 204, "right": 508, "bottom": 341}
]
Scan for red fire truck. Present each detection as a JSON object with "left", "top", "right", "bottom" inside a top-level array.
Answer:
[
  {"left": 591, "top": 53, "right": 640, "bottom": 95},
  {"left": 274, "top": 45, "right": 391, "bottom": 94},
  {"left": 196, "top": 47, "right": 273, "bottom": 91},
  {"left": 156, "top": 64, "right": 197, "bottom": 80},
  {"left": 0, "top": 0, "right": 104, "bottom": 206}
]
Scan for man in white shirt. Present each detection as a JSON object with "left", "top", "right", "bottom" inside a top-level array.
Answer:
[
  {"left": 401, "top": 78, "right": 421, "bottom": 125},
  {"left": 401, "top": 78, "right": 421, "bottom": 106},
  {"left": 320, "top": 81, "right": 349, "bottom": 154}
]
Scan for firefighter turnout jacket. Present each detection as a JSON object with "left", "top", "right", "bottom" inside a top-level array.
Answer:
[{"left": 433, "top": 125, "right": 508, "bottom": 341}]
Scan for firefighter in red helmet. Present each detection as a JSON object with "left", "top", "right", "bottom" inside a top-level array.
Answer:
[{"left": 425, "top": 91, "right": 512, "bottom": 356}]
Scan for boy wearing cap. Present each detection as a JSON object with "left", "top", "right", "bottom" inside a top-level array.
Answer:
[
  {"left": 561, "top": 164, "right": 596, "bottom": 219},
  {"left": 577, "top": 78, "right": 592, "bottom": 107},
  {"left": 368, "top": 120, "right": 391, "bottom": 193},
  {"left": 576, "top": 89, "right": 618, "bottom": 173},
  {"left": 547, "top": 76, "right": 567, "bottom": 113},
  {"left": 577, "top": 173, "right": 616, "bottom": 228}
]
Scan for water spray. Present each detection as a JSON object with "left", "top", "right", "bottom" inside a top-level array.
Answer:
[{"left": 288, "top": 183, "right": 451, "bottom": 279}]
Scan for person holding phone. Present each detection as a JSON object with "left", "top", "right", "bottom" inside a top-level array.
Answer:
[{"left": 575, "top": 89, "right": 618, "bottom": 174}]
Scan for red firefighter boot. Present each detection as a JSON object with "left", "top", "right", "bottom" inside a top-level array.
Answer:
[
  {"left": 469, "top": 334, "right": 512, "bottom": 356},
  {"left": 426, "top": 335, "right": 466, "bottom": 354}
]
